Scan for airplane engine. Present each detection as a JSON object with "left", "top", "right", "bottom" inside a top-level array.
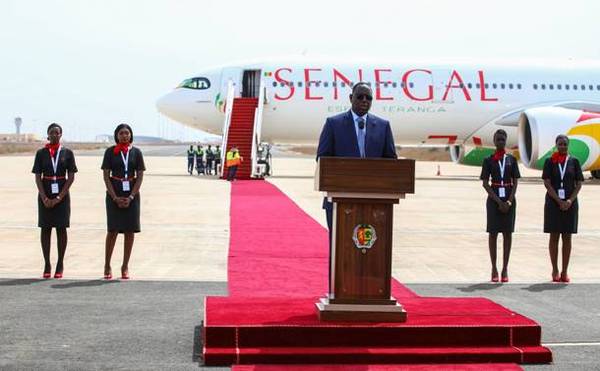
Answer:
[
  {"left": 518, "top": 107, "right": 600, "bottom": 172},
  {"left": 449, "top": 144, "right": 494, "bottom": 167},
  {"left": 449, "top": 144, "right": 464, "bottom": 164}
]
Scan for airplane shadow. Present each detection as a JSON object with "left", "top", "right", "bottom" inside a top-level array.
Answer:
[
  {"left": 457, "top": 283, "right": 505, "bottom": 292},
  {"left": 0, "top": 278, "right": 47, "bottom": 286},
  {"left": 521, "top": 283, "right": 568, "bottom": 292},
  {"left": 50, "top": 279, "right": 120, "bottom": 289}
]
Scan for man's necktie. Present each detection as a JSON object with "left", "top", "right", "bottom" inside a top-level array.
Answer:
[{"left": 357, "top": 118, "right": 366, "bottom": 158}]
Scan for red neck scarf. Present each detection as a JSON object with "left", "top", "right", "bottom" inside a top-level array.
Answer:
[
  {"left": 551, "top": 152, "right": 567, "bottom": 164},
  {"left": 492, "top": 149, "right": 506, "bottom": 162},
  {"left": 114, "top": 143, "right": 130, "bottom": 155},
  {"left": 45, "top": 143, "right": 60, "bottom": 158}
]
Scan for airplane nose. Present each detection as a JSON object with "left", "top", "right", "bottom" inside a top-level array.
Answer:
[
  {"left": 156, "top": 92, "right": 188, "bottom": 123},
  {"left": 156, "top": 87, "right": 214, "bottom": 128},
  {"left": 156, "top": 93, "right": 175, "bottom": 116}
]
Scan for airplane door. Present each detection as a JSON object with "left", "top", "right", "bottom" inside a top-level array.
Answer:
[
  {"left": 432, "top": 69, "right": 454, "bottom": 103},
  {"left": 242, "top": 70, "right": 262, "bottom": 98},
  {"left": 220, "top": 67, "right": 242, "bottom": 98}
]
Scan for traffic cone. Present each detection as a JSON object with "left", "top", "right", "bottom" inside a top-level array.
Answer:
[{"left": 436, "top": 164, "right": 441, "bottom": 176}]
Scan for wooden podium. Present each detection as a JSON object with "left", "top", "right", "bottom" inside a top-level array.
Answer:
[{"left": 315, "top": 157, "right": 415, "bottom": 322}]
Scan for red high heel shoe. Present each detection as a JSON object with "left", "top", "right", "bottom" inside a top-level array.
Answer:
[
  {"left": 103, "top": 269, "right": 112, "bottom": 280},
  {"left": 54, "top": 272, "right": 63, "bottom": 279},
  {"left": 501, "top": 276, "right": 509, "bottom": 283},
  {"left": 552, "top": 273, "right": 560, "bottom": 282},
  {"left": 491, "top": 273, "right": 499, "bottom": 283},
  {"left": 560, "top": 273, "right": 570, "bottom": 283},
  {"left": 121, "top": 265, "right": 130, "bottom": 280},
  {"left": 43, "top": 265, "right": 51, "bottom": 279}
]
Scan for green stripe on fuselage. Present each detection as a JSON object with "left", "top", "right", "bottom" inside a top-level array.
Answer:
[{"left": 463, "top": 147, "right": 495, "bottom": 166}]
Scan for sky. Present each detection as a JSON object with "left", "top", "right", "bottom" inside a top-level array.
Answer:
[{"left": 1, "top": 0, "right": 600, "bottom": 141}]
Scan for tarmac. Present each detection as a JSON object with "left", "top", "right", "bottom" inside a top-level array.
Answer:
[
  {"left": 0, "top": 155, "right": 230, "bottom": 281},
  {"left": 1, "top": 151, "right": 599, "bottom": 369},
  {"left": 269, "top": 157, "right": 600, "bottom": 284}
]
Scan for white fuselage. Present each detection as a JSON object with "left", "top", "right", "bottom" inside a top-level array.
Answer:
[{"left": 156, "top": 59, "right": 600, "bottom": 149}]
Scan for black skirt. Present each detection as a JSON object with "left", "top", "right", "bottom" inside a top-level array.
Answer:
[
  {"left": 486, "top": 197, "right": 516, "bottom": 233},
  {"left": 38, "top": 194, "right": 71, "bottom": 228},
  {"left": 105, "top": 193, "right": 141, "bottom": 233},
  {"left": 544, "top": 196, "right": 579, "bottom": 233}
]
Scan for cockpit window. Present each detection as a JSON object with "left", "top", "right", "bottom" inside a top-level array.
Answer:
[{"left": 178, "top": 77, "right": 211, "bottom": 90}]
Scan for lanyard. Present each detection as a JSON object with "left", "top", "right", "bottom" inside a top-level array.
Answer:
[
  {"left": 558, "top": 156, "right": 569, "bottom": 188},
  {"left": 120, "top": 148, "right": 130, "bottom": 178},
  {"left": 50, "top": 146, "right": 62, "bottom": 176},
  {"left": 498, "top": 154, "right": 506, "bottom": 186}
]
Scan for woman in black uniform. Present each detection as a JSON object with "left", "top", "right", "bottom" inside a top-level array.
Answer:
[
  {"left": 543, "top": 134, "right": 583, "bottom": 283},
  {"left": 32, "top": 123, "right": 77, "bottom": 279},
  {"left": 101, "top": 124, "right": 145, "bottom": 280},
  {"left": 480, "top": 129, "right": 521, "bottom": 283}
]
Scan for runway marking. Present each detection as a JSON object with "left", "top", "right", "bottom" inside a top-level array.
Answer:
[{"left": 544, "top": 342, "right": 600, "bottom": 347}]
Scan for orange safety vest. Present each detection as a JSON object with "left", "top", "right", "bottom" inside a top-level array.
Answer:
[{"left": 226, "top": 151, "right": 241, "bottom": 167}]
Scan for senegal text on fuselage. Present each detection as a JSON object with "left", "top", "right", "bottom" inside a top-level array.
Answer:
[{"left": 272, "top": 67, "right": 499, "bottom": 102}]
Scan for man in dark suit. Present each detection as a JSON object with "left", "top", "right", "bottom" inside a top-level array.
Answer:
[
  {"left": 316, "top": 82, "right": 397, "bottom": 292},
  {"left": 317, "top": 82, "right": 397, "bottom": 231}
]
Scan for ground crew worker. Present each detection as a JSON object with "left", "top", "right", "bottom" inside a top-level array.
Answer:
[
  {"left": 214, "top": 145, "right": 222, "bottom": 175},
  {"left": 257, "top": 143, "right": 272, "bottom": 176},
  {"left": 206, "top": 145, "right": 215, "bottom": 175},
  {"left": 226, "top": 145, "right": 243, "bottom": 181},
  {"left": 195, "top": 145, "right": 205, "bottom": 175},
  {"left": 186, "top": 145, "right": 195, "bottom": 175}
]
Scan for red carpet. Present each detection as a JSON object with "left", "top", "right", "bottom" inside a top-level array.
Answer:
[
  {"left": 222, "top": 98, "right": 257, "bottom": 180},
  {"left": 228, "top": 180, "right": 417, "bottom": 299},
  {"left": 203, "top": 181, "right": 551, "bottom": 366}
]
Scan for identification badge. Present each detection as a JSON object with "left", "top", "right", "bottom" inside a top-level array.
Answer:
[
  {"left": 498, "top": 187, "right": 506, "bottom": 198},
  {"left": 558, "top": 188, "right": 566, "bottom": 200},
  {"left": 122, "top": 181, "right": 130, "bottom": 192},
  {"left": 51, "top": 183, "right": 59, "bottom": 194}
]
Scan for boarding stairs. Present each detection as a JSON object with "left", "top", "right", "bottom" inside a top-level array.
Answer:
[{"left": 220, "top": 79, "right": 266, "bottom": 180}]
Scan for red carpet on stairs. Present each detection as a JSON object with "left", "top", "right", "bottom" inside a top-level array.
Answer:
[
  {"left": 222, "top": 98, "right": 257, "bottom": 180},
  {"left": 203, "top": 181, "right": 552, "bottom": 366}
]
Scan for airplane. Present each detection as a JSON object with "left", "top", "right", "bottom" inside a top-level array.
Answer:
[{"left": 156, "top": 58, "right": 600, "bottom": 178}]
